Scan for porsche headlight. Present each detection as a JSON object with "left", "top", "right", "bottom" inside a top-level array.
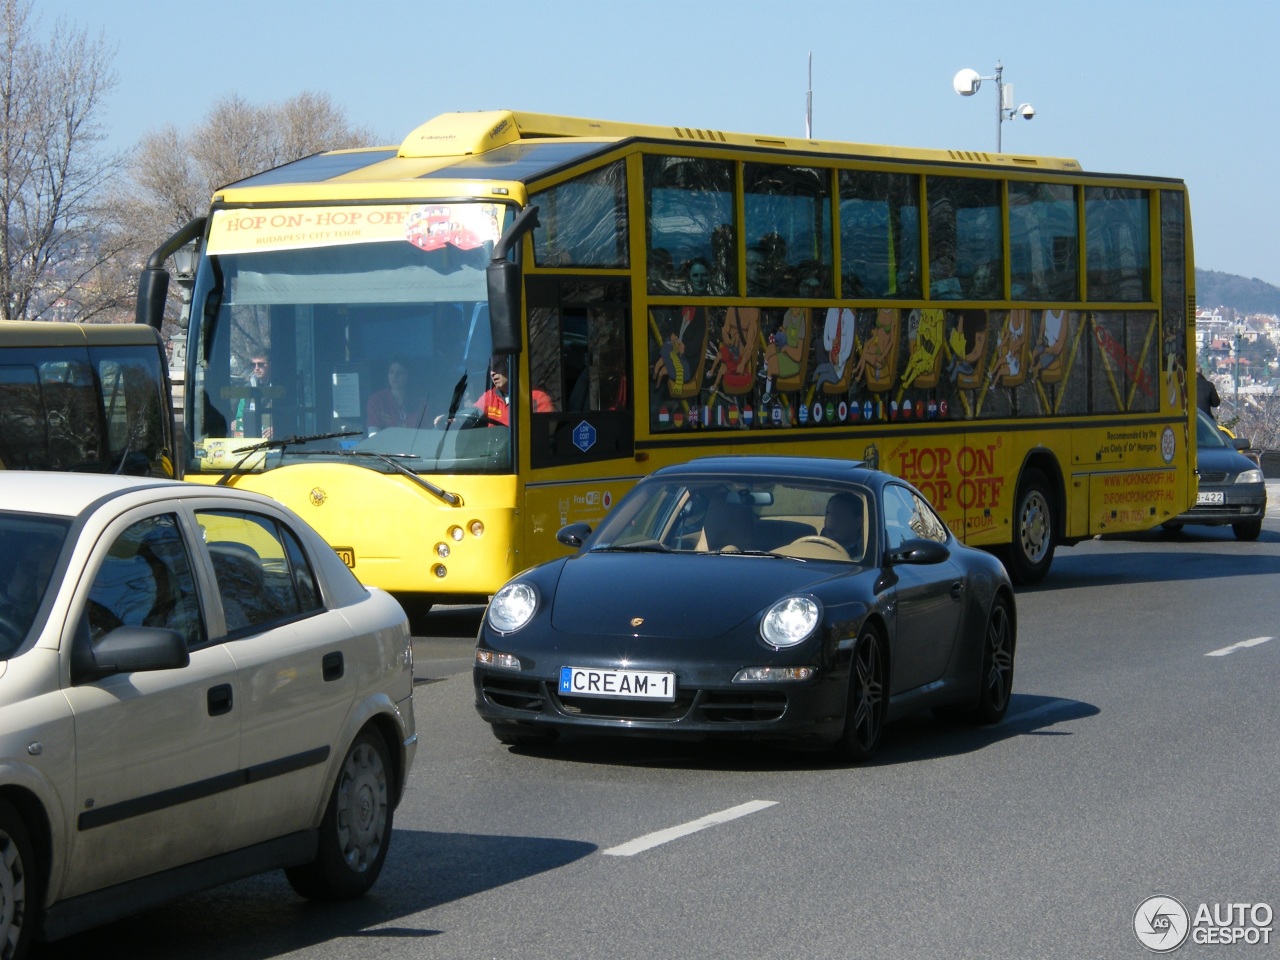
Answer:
[
  {"left": 760, "top": 596, "right": 820, "bottom": 647},
  {"left": 488, "top": 582, "right": 538, "bottom": 634}
]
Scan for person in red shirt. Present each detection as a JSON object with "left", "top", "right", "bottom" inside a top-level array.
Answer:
[
  {"left": 366, "top": 360, "right": 428, "bottom": 433},
  {"left": 474, "top": 355, "right": 554, "bottom": 426}
]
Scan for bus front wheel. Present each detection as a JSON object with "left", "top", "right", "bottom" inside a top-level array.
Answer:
[{"left": 1006, "top": 469, "right": 1055, "bottom": 585}]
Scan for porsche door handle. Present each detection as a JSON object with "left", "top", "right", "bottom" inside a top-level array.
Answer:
[
  {"left": 950, "top": 581, "right": 964, "bottom": 600},
  {"left": 207, "top": 683, "right": 233, "bottom": 716}
]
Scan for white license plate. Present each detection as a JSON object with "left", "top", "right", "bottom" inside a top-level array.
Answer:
[
  {"left": 1196, "top": 491, "right": 1225, "bottom": 504},
  {"left": 559, "top": 666, "right": 676, "bottom": 701}
]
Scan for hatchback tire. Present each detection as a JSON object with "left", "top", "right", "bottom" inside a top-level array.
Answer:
[
  {"left": 286, "top": 730, "right": 392, "bottom": 901},
  {"left": 0, "top": 800, "right": 38, "bottom": 960}
]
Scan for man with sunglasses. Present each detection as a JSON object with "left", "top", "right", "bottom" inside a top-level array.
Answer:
[{"left": 232, "top": 351, "right": 274, "bottom": 439}]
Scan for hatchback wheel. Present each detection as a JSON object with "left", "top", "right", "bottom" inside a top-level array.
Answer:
[
  {"left": 1233, "top": 518, "right": 1262, "bottom": 541},
  {"left": 0, "top": 800, "right": 37, "bottom": 960},
  {"left": 833, "top": 627, "right": 886, "bottom": 763},
  {"left": 286, "top": 729, "right": 392, "bottom": 901}
]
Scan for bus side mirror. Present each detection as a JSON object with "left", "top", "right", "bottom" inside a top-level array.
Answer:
[
  {"left": 488, "top": 260, "right": 523, "bottom": 355},
  {"left": 136, "top": 269, "right": 170, "bottom": 330},
  {"left": 487, "top": 205, "right": 540, "bottom": 356}
]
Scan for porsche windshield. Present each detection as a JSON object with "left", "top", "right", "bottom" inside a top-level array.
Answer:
[
  {"left": 592, "top": 477, "right": 873, "bottom": 563},
  {"left": 185, "top": 202, "right": 518, "bottom": 476}
]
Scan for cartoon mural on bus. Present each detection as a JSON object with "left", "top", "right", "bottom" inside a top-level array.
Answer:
[{"left": 648, "top": 302, "right": 1165, "bottom": 433}]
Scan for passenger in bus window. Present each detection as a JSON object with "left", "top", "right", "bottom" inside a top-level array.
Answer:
[
  {"left": 758, "top": 232, "right": 789, "bottom": 291},
  {"left": 475, "top": 355, "right": 555, "bottom": 426},
  {"left": 233, "top": 351, "right": 273, "bottom": 439},
  {"left": 746, "top": 245, "right": 771, "bottom": 297},
  {"left": 686, "top": 258, "right": 711, "bottom": 297},
  {"left": 366, "top": 360, "right": 428, "bottom": 434},
  {"left": 792, "top": 260, "right": 827, "bottom": 298}
]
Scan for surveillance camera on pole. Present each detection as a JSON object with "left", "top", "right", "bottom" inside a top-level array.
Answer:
[{"left": 953, "top": 62, "right": 1035, "bottom": 152}]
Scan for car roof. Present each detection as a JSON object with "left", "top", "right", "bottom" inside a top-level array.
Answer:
[
  {"left": 651, "top": 455, "right": 881, "bottom": 485},
  {"left": 0, "top": 472, "right": 260, "bottom": 519}
]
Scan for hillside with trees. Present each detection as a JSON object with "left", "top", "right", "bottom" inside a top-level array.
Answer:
[{"left": 1196, "top": 269, "right": 1280, "bottom": 315}]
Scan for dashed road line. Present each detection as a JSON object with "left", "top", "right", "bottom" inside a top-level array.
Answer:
[
  {"left": 1206, "top": 636, "right": 1274, "bottom": 657},
  {"left": 603, "top": 800, "right": 778, "bottom": 857}
]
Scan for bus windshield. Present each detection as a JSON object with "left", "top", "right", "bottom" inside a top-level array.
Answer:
[{"left": 186, "top": 202, "right": 518, "bottom": 476}]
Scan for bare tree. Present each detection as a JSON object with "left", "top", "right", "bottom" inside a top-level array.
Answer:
[
  {"left": 0, "top": 0, "right": 121, "bottom": 321},
  {"left": 111, "top": 91, "right": 376, "bottom": 335}
]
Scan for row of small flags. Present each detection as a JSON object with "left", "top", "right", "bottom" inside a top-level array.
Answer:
[{"left": 657, "top": 397, "right": 952, "bottom": 427}]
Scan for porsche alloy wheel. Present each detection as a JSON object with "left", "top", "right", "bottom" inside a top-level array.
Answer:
[
  {"left": 834, "top": 627, "right": 886, "bottom": 763},
  {"left": 286, "top": 729, "right": 392, "bottom": 901},
  {"left": 974, "top": 597, "right": 1015, "bottom": 724}
]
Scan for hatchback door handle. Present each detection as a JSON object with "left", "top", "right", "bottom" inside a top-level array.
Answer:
[
  {"left": 208, "top": 683, "right": 233, "bottom": 716},
  {"left": 323, "top": 651, "right": 344, "bottom": 682}
]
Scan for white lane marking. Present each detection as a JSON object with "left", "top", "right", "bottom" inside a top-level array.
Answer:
[
  {"left": 1007, "top": 697, "right": 1074, "bottom": 725},
  {"left": 1206, "top": 636, "right": 1274, "bottom": 657},
  {"left": 603, "top": 800, "right": 778, "bottom": 857}
]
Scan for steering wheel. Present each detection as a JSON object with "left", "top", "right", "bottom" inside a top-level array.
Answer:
[
  {"left": 785, "top": 535, "right": 852, "bottom": 561},
  {"left": 796, "top": 535, "right": 846, "bottom": 551},
  {"left": 437, "top": 409, "right": 497, "bottom": 430}
]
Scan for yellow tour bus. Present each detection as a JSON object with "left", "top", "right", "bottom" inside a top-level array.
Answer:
[
  {"left": 138, "top": 110, "right": 1195, "bottom": 600},
  {"left": 0, "top": 320, "right": 177, "bottom": 477}
]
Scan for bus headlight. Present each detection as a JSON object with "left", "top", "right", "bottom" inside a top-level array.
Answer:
[
  {"left": 488, "top": 582, "right": 538, "bottom": 633},
  {"left": 434, "top": 542, "right": 450, "bottom": 559},
  {"left": 448, "top": 525, "right": 465, "bottom": 542},
  {"left": 469, "top": 519, "right": 485, "bottom": 537},
  {"left": 760, "top": 596, "right": 820, "bottom": 648}
]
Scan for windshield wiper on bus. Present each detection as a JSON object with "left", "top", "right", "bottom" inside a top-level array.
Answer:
[
  {"left": 215, "top": 430, "right": 363, "bottom": 486},
  {"left": 347, "top": 451, "right": 462, "bottom": 506},
  {"left": 274, "top": 448, "right": 463, "bottom": 507}
]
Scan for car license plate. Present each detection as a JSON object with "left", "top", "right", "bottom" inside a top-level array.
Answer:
[
  {"left": 1196, "top": 491, "right": 1225, "bottom": 505},
  {"left": 559, "top": 666, "right": 676, "bottom": 701}
]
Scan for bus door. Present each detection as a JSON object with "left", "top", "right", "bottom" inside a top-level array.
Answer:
[{"left": 523, "top": 276, "right": 634, "bottom": 553}]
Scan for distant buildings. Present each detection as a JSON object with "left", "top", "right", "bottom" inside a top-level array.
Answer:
[{"left": 1194, "top": 306, "right": 1280, "bottom": 397}]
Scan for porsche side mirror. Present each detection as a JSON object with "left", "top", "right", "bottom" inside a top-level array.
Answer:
[
  {"left": 887, "top": 538, "right": 950, "bottom": 566},
  {"left": 556, "top": 522, "right": 593, "bottom": 549}
]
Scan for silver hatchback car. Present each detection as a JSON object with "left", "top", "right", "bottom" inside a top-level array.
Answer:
[{"left": 0, "top": 473, "right": 416, "bottom": 955}]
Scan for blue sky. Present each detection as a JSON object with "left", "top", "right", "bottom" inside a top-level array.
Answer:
[{"left": 37, "top": 0, "right": 1280, "bottom": 288}]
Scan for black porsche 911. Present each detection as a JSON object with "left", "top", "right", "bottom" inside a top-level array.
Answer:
[{"left": 474, "top": 456, "right": 1016, "bottom": 761}]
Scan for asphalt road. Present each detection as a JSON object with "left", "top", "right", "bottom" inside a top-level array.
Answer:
[{"left": 38, "top": 484, "right": 1280, "bottom": 960}]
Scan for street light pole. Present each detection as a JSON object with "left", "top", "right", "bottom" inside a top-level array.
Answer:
[{"left": 1234, "top": 324, "right": 1243, "bottom": 409}]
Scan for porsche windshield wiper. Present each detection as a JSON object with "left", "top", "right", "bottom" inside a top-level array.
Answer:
[{"left": 592, "top": 541, "right": 672, "bottom": 553}]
